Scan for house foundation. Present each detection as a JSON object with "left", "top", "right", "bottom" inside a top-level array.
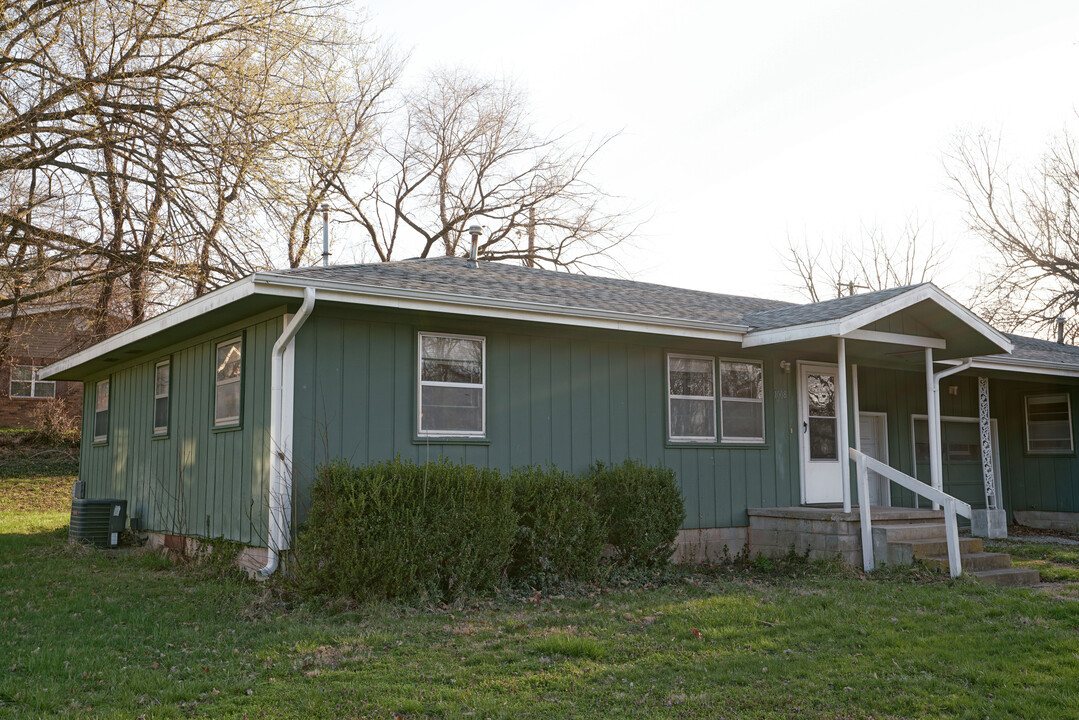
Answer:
[{"left": 1013, "top": 510, "right": 1079, "bottom": 534}]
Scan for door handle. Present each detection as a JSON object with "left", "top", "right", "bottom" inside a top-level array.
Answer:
[{"left": 803, "top": 421, "right": 808, "bottom": 434}]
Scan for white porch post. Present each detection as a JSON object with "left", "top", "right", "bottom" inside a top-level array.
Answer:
[
  {"left": 925, "top": 347, "right": 943, "bottom": 510},
  {"left": 838, "top": 338, "right": 851, "bottom": 513},
  {"left": 973, "top": 376, "right": 1008, "bottom": 538}
]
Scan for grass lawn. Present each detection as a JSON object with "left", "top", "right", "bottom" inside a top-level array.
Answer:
[{"left": 2, "top": 455, "right": 1079, "bottom": 718}]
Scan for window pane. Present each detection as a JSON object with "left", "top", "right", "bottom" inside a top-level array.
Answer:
[
  {"left": 420, "top": 385, "right": 483, "bottom": 433},
  {"left": 96, "top": 381, "right": 109, "bottom": 412},
  {"left": 155, "top": 363, "right": 170, "bottom": 397},
  {"left": 669, "top": 357, "right": 714, "bottom": 397},
  {"left": 94, "top": 410, "right": 108, "bottom": 439},
  {"left": 11, "top": 366, "right": 32, "bottom": 382},
  {"left": 34, "top": 381, "right": 55, "bottom": 398},
  {"left": 721, "top": 361, "right": 762, "bottom": 400},
  {"left": 808, "top": 417, "right": 837, "bottom": 460},
  {"left": 10, "top": 382, "right": 32, "bottom": 397},
  {"left": 807, "top": 373, "right": 835, "bottom": 417},
  {"left": 670, "top": 398, "right": 715, "bottom": 439},
  {"left": 215, "top": 382, "right": 240, "bottom": 423},
  {"left": 721, "top": 400, "right": 764, "bottom": 440},
  {"left": 421, "top": 336, "right": 482, "bottom": 383},
  {"left": 154, "top": 397, "right": 169, "bottom": 432},
  {"left": 216, "top": 341, "right": 242, "bottom": 383},
  {"left": 1027, "top": 394, "right": 1073, "bottom": 452}
]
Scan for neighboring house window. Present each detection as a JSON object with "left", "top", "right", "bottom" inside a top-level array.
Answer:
[
  {"left": 214, "top": 338, "right": 242, "bottom": 426},
  {"left": 719, "top": 360, "right": 765, "bottom": 443},
  {"left": 418, "top": 332, "right": 485, "bottom": 436},
  {"left": 153, "top": 360, "right": 170, "bottom": 435},
  {"left": 9, "top": 365, "right": 56, "bottom": 399},
  {"left": 94, "top": 379, "right": 109, "bottom": 443},
  {"left": 1025, "top": 393, "right": 1073, "bottom": 454},
  {"left": 667, "top": 354, "right": 716, "bottom": 442}
]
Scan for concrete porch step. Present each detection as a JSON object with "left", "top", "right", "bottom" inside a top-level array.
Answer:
[
  {"left": 922, "top": 551, "right": 1013, "bottom": 573},
  {"left": 968, "top": 567, "right": 1042, "bottom": 587},
  {"left": 872, "top": 523, "right": 947, "bottom": 543},
  {"left": 887, "top": 537, "right": 983, "bottom": 564}
]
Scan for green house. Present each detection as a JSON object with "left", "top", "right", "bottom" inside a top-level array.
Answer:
[{"left": 40, "top": 258, "right": 1079, "bottom": 576}]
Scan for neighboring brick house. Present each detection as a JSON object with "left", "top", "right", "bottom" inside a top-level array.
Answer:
[{"left": 0, "top": 305, "right": 110, "bottom": 427}]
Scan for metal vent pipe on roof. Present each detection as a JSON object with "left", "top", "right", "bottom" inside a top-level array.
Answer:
[
  {"left": 321, "top": 202, "right": 330, "bottom": 267},
  {"left": 1058, "top": 316, "right": 1066, "bottom": 344},
  {"left": 467, "top": 225, "right": 482, "bottom": 268}
]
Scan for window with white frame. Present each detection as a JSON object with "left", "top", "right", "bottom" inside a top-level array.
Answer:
[
  {"left": 1025, "top": 393, "right": 1073, "bottom": 454},
  {"left": 214, "top": 338, "right": 242, "bottom": 426},
  {"left": 9, "top": 365, "right": 55, "bottom": 399},
  {"left": 667, "top": 354, "right": 716, "bottom": 441},
  {"left": 418, "top": 333, "right": 485, "bottom": 436},
  {"left": 153, "top": 359, "right": 170, "bottom": 435},
  {"left": 94, "top": 379, "right": 109, "bottom": 442},
  {"left": 719, "top": 359, "right": 765, "bottom": 443}
]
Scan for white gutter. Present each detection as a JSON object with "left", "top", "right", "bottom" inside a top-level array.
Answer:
[{"left": 258, "top": 286, "right": 316, "bottom": 579}]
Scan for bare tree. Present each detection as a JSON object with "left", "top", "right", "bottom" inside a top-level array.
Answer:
[
  {"left": 0, "top": 0, "right": 386, "bottom": 330},
  {"left": 946, "top": 128, "right": 1079, "bottom": 340},
  {"left": 783, "top": 218, "right": 949, "bottom": 302},
  {"left": 334, "top": 69, "right": 635, "bottom": 271}
]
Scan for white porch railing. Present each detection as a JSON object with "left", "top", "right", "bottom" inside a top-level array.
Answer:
[{"left": 849, "top": 448, "right": 972, "bottom": 578}]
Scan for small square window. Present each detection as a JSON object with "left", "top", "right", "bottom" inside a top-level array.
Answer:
[{"left": 1025, "top": 393, "right": 1073, "bottom": 454}]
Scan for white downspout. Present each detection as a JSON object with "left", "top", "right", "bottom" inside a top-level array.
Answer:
[{"left": 258, "top": 287, "right": 316, "bottom": 578}]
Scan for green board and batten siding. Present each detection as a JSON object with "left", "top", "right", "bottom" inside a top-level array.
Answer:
[
  {"left": 78, "top": 313, "right": 282, "bottom": 545},
  {"left": 72, "top": 301, "right": 1079, "bottom": 549},
  {"left": 290, "top": 306, "right": 802, "bottom": 530}
]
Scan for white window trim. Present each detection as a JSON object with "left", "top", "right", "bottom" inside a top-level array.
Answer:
[
  {"left": 9, "top": 364, "right": 56, "bottom": 399},
  {"left": 417, "top": 331, "right": 487, "bottom": 438},
  {"left": 153, "top": 359, "right": 170, "bottom": 435},
  {"left": 1024, "top": 393, "right": 1074, "bottom": 454},
  {"left": 719, "top": 357, "right": 766, "bottom": 444},
  {"left": 214, "top": 337, "right": 242, "bottom": 427},
  {"left": 667, "top": 353, "right": 717, "bottom": 443},
  {"left": 93, "top": 378, "right": 109, "bottom": 443}
]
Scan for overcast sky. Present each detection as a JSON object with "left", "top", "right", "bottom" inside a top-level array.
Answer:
[{"left": 359, "top": 1, "right": 1079, "bottom": 304}]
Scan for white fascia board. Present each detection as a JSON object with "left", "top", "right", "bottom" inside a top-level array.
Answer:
[
  {"left": 840, "top": 328, "right": 947, "bottom": 349},
  {"left": 962, "top": 357, "right": 1079, "bottom": 379},
  {"left": 37, "top": 277, "right": 259, "bottom": 379},
  {"left": 742, "top": 284, "right": 1013, "bottom": 353},
  {"left": 251, "top": 273, "right": 750, "bottom": 342}
]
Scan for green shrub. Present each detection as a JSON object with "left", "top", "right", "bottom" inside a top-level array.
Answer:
[
  {"left": 509, "top": 466, "right": 607, "bottom": 583},
  {"left": 592, "top": 460, "right": 685, "bottom": 568},
  {"left": 296, "top": 457, "right": 516, "bottom": 602}
]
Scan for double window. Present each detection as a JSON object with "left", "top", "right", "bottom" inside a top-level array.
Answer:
[
  {"left": 94, "top": 379, "right": 109, "bottom": 443},
  {"left": 214, "top": 338, "right": 242, "bottom": 427},
  {"left": 667, "top": 354, "right": 765, "bottom": 443},
  {"left": 9, "top": 365, "right": 55, "bottom": 399},
  {"left": 418, "top": 332, "right": 485, "bottom": 437},
  {"left": 1025, "top": 393, "right": 1073, "bottom": 454}
]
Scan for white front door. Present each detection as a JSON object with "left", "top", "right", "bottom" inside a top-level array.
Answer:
[
  {"left": 799, "top": 363, "right": 843, "bottom": 504},
  {"left": 858, "top": 412, "right": 890, "bottom": 506}
]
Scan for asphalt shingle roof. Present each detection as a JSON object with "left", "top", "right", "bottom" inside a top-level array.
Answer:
[
  {"left": 1001, "top": 333, "right": 1079, "bottom": 366},
  {"left": 278, "top": 258, "right": 1079, "bottom": 369},
  {"left": 741, "top": 284, "right": 924, "bottom": 331},
  {"left": 279, "top": 257, "right": 792, "bottom": 327}
]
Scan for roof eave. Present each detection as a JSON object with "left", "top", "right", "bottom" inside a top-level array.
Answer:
[{"left": 741, "top": 284, "right": 1014, "bottom": 355}]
